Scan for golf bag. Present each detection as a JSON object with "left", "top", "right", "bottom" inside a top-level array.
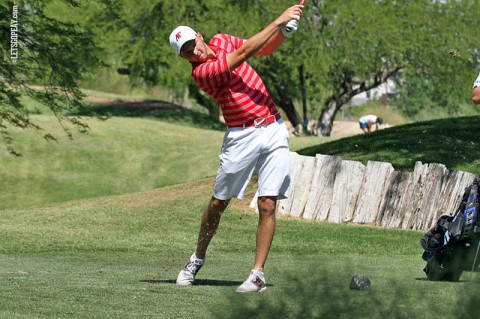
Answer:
[{"left": 420, "top": 177, "right": 480, "bottom": 281}]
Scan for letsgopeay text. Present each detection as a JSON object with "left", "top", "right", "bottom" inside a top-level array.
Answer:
[{"left": 11, "top": 5, "right": 18, "bottom": 62}]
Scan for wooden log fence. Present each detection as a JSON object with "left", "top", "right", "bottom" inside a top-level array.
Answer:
[{"left": 249, "top": 152, "right": 477, "bottom": 231}]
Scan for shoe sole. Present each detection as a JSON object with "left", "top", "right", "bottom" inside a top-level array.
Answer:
[
  {"left": 236, "top": 286, "right": 267, "bottom": 293},
  {"left": 176, "top": 280, "right": 194, "bottom": 286}
]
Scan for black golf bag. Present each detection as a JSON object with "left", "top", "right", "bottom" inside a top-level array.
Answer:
[{"left": 420, "top": 177, "right": 480, "bottom": 281}]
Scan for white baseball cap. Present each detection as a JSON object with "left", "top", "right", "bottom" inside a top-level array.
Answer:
[{"left": 169, "top": 26, "right": 197, "bottom": 55}]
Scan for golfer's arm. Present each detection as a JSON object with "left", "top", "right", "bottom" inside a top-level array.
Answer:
[
  {"left": 226, "top": 21, "right": 282, "bottom": 71},
  {"left": 473, "top": 87, "right": 480, "bottom": 105},
  {"left": 255, "top": 31, "right": 285, "bottom": 56}
]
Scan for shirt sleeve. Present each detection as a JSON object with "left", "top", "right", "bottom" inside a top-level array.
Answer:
[
  {"left": 474, "top": 72, "right": 480, "bottom": 89},
  {"left": 192, "top": 34, "right": 242, "bottom": 91},
  {"left": 210, "top": 34, "right": 244, "bottom": 52}
]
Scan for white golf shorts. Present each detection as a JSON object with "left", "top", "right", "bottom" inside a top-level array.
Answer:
[{"left": 213, "top": 120, "right": 291, "bottom": 200}]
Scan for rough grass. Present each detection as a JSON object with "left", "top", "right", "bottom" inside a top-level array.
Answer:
[
  {"left": 0, "top": 115, "right": 224, "bottom": 210},
  {"left": 0, "top": 112, "right": 321, "bottom": 211}
]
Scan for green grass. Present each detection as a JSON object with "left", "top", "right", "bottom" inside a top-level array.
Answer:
[
  {"left": 298, "top": 115, "right": 480, "bottom": 175},
  {"left": 0, "top": 115, "right": 224, "bottom": 210},
  {"left": 3, "top": 96, "right": 480, "bottom": 317},
  {"left": 2, "top": 104, "right": 479, "bottom": 213},
  {"left": 74, "top": 98, "right": 227, "bottom": 132},
  {"left": 0, "top": 179, "right": 479, "bottom": 319},
  {"left": 0, "top": 113, "right": 323, "bottom": 211}
]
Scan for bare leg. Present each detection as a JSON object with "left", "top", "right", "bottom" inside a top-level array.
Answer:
[
  {"left": 195, "top": 196, "right": 230, "bottom": 259},
  {"left": 253, "top": 196, "right": 277, "bottom": 270}
]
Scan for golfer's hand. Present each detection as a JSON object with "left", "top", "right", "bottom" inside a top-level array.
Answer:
[{"left": 275, "top": 4, "right": 303, "bottom": 28}]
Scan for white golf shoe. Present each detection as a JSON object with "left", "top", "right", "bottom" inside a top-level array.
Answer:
[
  {"left": 176, "top": 253, "right": 204, "bottom": 286},
  {"left": 236, "top": 269, "right": 267, "bottom": 293}
]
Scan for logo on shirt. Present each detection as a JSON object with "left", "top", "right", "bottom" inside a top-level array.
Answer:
[{"left": 175, "top": 32, "right": 182, "bottom": 42}]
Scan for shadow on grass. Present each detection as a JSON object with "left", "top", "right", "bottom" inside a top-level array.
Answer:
[
  {"left": 298, "top": 116, "right": 480, "bottom": 174},
  {"left": 74, "top": 99, "right": 227, "bottom": 131},
  {"left": 140, "top": 279, "right": 243, "bottom": 287},
  {"left": 210, "top": 264, "right": 480, "bottom": 319}
]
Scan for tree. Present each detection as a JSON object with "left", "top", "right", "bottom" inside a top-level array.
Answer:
[
  {"left": 103, "top": 0, "right": 480, "bottom": 136},
  {"left": 95, "top": 0, "right": 216, "bottom": 115},
  {"left": 392, "top": 0, "right": 480, "bottom": 117},
  {"left": 107, "top": 0, "right": 308, "bottom": 127},
  {"left": 307, "top": 0, "right": 480, "bottom": 136},
  {"left": 0, "top": 0, "right": 111, "bottom": 155}
]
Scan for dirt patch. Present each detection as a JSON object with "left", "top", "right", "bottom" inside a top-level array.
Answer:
[
  {"left": 330, "top": 120, "right": 363, "bottom": 137},
  {"left": 284, "top": 120, "right": 362, "bottom": 138}
]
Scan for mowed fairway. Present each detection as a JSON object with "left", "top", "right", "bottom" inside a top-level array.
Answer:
[{"left": 1, "top": 179, "right": 480, "bottom": 319}]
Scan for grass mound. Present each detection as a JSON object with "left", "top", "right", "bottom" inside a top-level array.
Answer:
[{"left": 298, "top": 116, "right": 480, "bottom": 174}]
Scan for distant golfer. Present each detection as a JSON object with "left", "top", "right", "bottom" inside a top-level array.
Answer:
[
  {"left": 472, "top": 71, "right": 480, "bottom": 105},
  {"left": 359, "top": 114, "right": 383, "bottom": 133},
  {"left": 169, "top": 4, "right": 304, "bottom": 292}
]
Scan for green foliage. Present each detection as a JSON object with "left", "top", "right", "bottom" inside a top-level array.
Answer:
[
  {"left": 3, "top": 0, "right": 480, "bottom": 148},
  {"left": 392, "top": 69, "right": 438, "bottom": 117},
  {"left": 390, "top": 0, "right": 479, "bottom": 118},
  {"left": 307, "top": 0, "right": 479, "bottom": 134},
  {"left": 105, "top": 0, "right": 477, "bottom": 133},
  {"left": 0, "top": 0, "right": 108, "bottom": 155}
]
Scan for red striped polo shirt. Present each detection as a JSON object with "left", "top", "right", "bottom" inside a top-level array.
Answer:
[{"left": 191, "top": 34, "right": 279, "bottom": 128}]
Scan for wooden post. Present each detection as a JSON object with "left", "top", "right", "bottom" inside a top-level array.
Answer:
[{"left": 250, "top": 152, "right": 477, "bottom": 231}]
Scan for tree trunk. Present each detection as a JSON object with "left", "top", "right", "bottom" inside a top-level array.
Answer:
[
  {"left": 298, "top": 64, "right": 308, "bottom": 134},
  {"left": 317, "top": 98, "right": 340, "bottom": 136},
  {"left": 204, "top": 104, "right": 219, "bottom": 119},
  {"left": 275, "top": 86, "right": 301, "bottom": 129}
]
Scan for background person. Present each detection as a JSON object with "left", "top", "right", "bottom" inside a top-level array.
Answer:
[
  {"left": 473, "top": 71, "right": 480, "bottom": 105},
  {"left": 359, "top": 114, "right": 383, "bottom": 133},
  {"left": 168, "top": 4, "right": 303, "bottom": 293}
]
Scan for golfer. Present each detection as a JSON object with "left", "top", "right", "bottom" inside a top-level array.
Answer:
[
  {"left": 169, "top": 4, "right": 303, "bottom": 293},
  {"left": 359, "top": 114, "right": 383, "bottom": 133},
  {"left": 473, "top": 71, "right": 480, "bottom": 105}
]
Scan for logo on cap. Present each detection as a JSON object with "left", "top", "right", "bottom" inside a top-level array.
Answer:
[{"left": 175, "top": 32, "right": 182, "bottom": 42}]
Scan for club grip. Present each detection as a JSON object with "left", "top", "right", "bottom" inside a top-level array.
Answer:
[{"left": 286, "top": 0, "right": 304, "bottom": 31}]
